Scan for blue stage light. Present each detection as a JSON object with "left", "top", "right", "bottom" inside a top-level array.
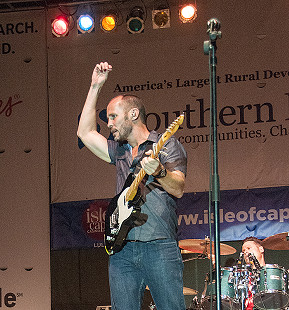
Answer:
[{"left": 77, "top": 15, "right": 95, "bottom": 33}]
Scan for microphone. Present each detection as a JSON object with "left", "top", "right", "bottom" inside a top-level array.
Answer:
[
  {"left": 248, "top": 253, "right": 261, "bottom": 270},
  {"left": 207, "top": 18, "right": 221, "bottom": 33},
  {"left": 237, "top": 252, "right": 244, "bottom": 267}
]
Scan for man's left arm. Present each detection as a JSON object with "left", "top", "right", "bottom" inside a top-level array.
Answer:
[
  {"left": 140, "top": 144, "right": 186, "bottom": 198},
  {"left": 154, "top": 165, "right": 185, "bottom": 198}
]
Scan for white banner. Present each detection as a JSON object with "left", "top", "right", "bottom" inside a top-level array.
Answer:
[
  {"left": 0, "top": 10, "right": 51, "bottom": 310},
  {"left": 46, "top": 1, "right": 289, "bottom": 203}
]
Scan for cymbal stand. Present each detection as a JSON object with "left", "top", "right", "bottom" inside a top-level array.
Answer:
[{"left": 236, "top": 272, "right": 248, "bottom": 310}]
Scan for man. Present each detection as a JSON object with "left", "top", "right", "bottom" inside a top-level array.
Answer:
[
  {"left": 77, "top": 62, "right": 187, "bottom": 310},
  {"left": 242, "top": 236, "right": 266, "bottom": 268}
]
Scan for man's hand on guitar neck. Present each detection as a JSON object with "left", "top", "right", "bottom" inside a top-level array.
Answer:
[
  {"left": 140, "top": 150, "right": 185, "bottom": 199},
  {"left": 140, "top": 150, "right": 161, "bottom": 176}
]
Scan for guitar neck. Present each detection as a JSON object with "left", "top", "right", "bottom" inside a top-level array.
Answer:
[{"left": 125, "top": 168, "right": 146, "bottom": 201}]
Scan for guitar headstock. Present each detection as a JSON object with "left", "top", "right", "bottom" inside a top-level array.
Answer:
[{"left": 162, "top": 114, "right": 184, "bottom": 140}]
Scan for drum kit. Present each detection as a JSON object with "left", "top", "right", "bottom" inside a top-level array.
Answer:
[{"left": 178, "top": 232, "right": 289, "bottom": 310}]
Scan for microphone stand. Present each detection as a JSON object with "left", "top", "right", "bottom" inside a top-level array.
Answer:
[{"left": 204, "top": 18, "right": 222, "bottom": 310}]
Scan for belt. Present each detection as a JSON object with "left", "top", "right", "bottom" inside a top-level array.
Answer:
[{"left": 126, "top": 238, "right": 168, "bottom": 243}]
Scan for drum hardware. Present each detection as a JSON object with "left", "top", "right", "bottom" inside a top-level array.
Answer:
[
  {"left": 186, "top": 296, "right": 200, "bottom": 310},
  {"left": 231, "top": 264, "right": 259, "bottom": 310},
  {"left": 200, "top": 267, "right": 240, "bottom": 310},
  {"left": 199, "top": 258, "right": 275, "bottom": 310},
  {"left": 248, "top": 252, "right": 262, "bottom": 270}
]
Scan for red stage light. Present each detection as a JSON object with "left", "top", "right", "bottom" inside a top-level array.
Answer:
[{"left": 52, "top": 16, "right": 69, "bottom": 37}]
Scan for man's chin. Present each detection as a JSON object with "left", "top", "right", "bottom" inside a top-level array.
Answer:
[
  {"left": 113, "top": 134, "right": 122, "bottom": 142},
  {"left": 113, "top": 135, "right": 127, "bottom": 143}
]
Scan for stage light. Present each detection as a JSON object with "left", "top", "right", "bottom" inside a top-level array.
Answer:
[
  {"left": 100, "top": 12, "right": 117, "bottom": 32},
  {"left": 179, "top": 4, "right": 197, "bottom": 23},
  {"left": 77, "top": 14, "right": 95, "bottom": 34},
  {"left": 51, "top": 16, "right": 69, "bottom": 37},
  {"left": 152, "top": 9, "right": 170, "bottom": 29},
  {"left": 127, "top": 6, "right": 145, "bottom": 34}
]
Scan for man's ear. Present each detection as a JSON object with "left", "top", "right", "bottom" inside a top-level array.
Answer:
[
  {"left": 130, "top": 108, "right": 139, "bottom": 120},
  {"left": 259, "top": 245, "right": 264, "bottom": 254}
]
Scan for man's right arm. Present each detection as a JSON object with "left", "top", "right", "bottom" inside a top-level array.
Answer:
[{"left": 77, "top": 62, "right": 112, "bottom": 163}]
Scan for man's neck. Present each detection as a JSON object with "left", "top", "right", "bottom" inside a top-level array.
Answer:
[{"left": 127, "top": 124, "right": 150, "bottom": 148}]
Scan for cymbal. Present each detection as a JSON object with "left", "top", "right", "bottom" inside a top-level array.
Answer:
[
  {"left": 183, "top": 287, "right": 198, "bottom": 295},
  {"left": 181, "top": 249, "right": 195, "bottom": 254},
  {"left": 262, "top": 232, "right": 289, "bottom": 250},
  {"left": 179, "top": 239, "right": 236, "bottom": 256},
  {"left": 145, "top": 286, "right": 198, "bottom": 295}
]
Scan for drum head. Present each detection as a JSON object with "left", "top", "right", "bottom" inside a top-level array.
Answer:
[
  {"left": 254, "top": 292, "right": 289, "bottom": 310},
  {"left": 201, "top": 296, "right": 240, "bottom": 310},
  {"left": 254, "top": 264, "right": 289, "bottom": 310}
]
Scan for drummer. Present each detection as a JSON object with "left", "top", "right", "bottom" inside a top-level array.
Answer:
[
  {"left": 241, "top": 237, "right": 265, "bottom": 310},
  {"left": 242, "top": 236, "right": 266, "bottom": 269}
]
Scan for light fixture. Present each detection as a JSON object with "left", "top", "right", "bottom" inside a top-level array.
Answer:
[
  {"left": 77, "top": 14, "right": 95, "bottom": 34},
  {"left": 100, "top": 12, "right": 118, "bottom": 32},
  {"left": 179, "top": 4, "right": 197, "bottom": 23},
  {"left": 152, "top": 8, "right": 170, "bottom": 29},
  {"left": 127, "top": 6, "right": 145, "bottom": 34},
  {"left": 51, "top": 16, "right": 69, "bottom": 37}
]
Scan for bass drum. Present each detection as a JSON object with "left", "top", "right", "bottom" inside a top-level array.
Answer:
[
  {"left": 200, "top": 267, "right": 240, "bottom": 310},
  {"left": 254, "top": 264, "right": 289, "bottom": 310}
]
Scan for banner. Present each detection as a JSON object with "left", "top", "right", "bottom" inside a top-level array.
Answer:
[
  {"left": 51, "top": 186, "right": 289, "bottom": 249},
  {"left": 50, "top": 199, "right": 110, "bottom": 249},
  {"left": 46, "top": 2, "right": 289, "bottom": 204},
  {"left": 177, "top": 186, "right": 289, "bottom": 241}
]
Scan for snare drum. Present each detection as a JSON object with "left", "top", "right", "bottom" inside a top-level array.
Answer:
[
  {"left": 254, "top": 264, "right": 289, "bottom": 310},
  {"left": 201, "top": 267, "right": 240, "bottom": 310}
]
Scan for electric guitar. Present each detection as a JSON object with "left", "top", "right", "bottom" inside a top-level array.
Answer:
[{"left": 104, "top": 114, "right": 184, "bottom": 255}]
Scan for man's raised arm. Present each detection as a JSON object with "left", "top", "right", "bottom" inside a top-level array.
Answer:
[{"left": 77, "top": 62, "right": 112, "bottom": 163}]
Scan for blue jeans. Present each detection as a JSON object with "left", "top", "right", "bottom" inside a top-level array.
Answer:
[{"left": 109, "top": 239, "right": 186, "bottom": 310}]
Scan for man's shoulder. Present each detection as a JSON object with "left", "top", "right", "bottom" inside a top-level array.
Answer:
[{"left": 108, "top": 139, "right": 131, "bottom": 158}]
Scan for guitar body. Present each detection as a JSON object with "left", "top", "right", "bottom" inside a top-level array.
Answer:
[{"left": 104, "top": 173, "right": 148, "bottom": 255}]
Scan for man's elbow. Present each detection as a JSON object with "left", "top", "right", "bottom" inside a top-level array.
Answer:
[
  {"left": 175, "top": 189, "right": 184, "bottom": 199},
  {"left": 172, "top": 182, "right": 185, "bottom": 199},
  {"left": 77, "top": 128, "right": 85, "bottom": 141}
]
